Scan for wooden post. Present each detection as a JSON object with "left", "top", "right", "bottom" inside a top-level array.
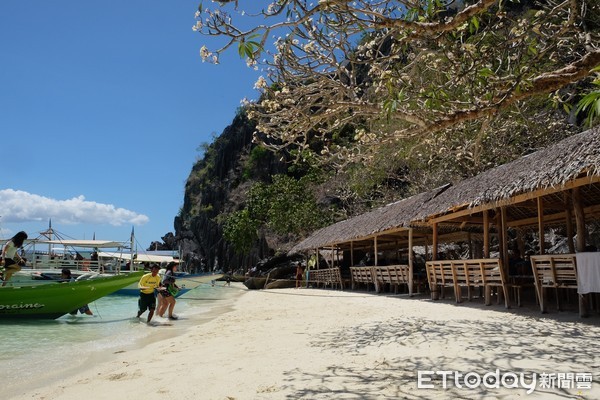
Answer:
[
  {"left": 350, "top": 241, "right": 354, "bottom": 267},
  {"left": 537, "top": 197, "right": 545, "bottom": 255},
  {"left": 374, "top": 236, "right": 378, "bottom": 266},
  {"left": 501, "top": 207, "right": 509, "bottom": 264},
  {"left": 408, "top": 228, "right": 414, "bottom": 296},
  {"left": 572, "top": 187, "right": 588, "bottom": 317},
  {"left": 572, "top": 187, "right": 587, "bottom": 252},
  {"left": 372, "top": 237, "right": 379, "bottom": 292},
  {"left": 564, "top": 193, "right": 575, "bottom": 254},
  {"left": 483, "top": 210, "right": 490, "bottom": 258},
  {"left": 331, "top": 246, "right": 335, "bottom": 268},
  {"left": 432, "top": 222, "right": 438, "bottom": 261}
]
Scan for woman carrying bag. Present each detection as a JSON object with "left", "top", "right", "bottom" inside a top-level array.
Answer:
[{"left": 157, "top": 262, "right": 180, "bottom": 320}]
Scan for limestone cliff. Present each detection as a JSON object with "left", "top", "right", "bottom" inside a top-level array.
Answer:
[{"left": 174, "top": 112, "right": 287, "bottom": 272}]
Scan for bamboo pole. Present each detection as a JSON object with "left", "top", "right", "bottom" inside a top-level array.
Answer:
[
  {"left": 432, "top": 223, "right": 438, "bottom": 261},
  {"left": 537, "top": 197, "right": 545, "bottom": 255},
  {"left": 483, "top": 210, "right": 490, "bottom": 258},
  {"left": 501, "top": 207, "right": 509, "bottom": 264},
  {"left": 331, "top": 246, "right": 335, "bottom": 268},
  {"left": 408, "top": 227, "right": 414, "bottom": 296},
  {"left": 467, "top": 232, "right": 473, "bottom": 259},
  {"left": 564, "top": 192, "right": 575, "bottom": 254},
  {"left": 572, "top": 187, "right": 586, "bottom": 252},
  {"left": 572, "top": 187, "right": 588, "bottom": 317},
  {"left": 374, "top": 236, "right": 378, "bottom": 266}
]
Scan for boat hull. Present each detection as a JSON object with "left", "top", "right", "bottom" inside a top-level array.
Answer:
[
  {"left": 113, "top": 287, "right": 191, "bottom": 297},
  {"left": 111, "top": 273, "right": 222, "bottom": 297},
  {"left": 0, "top": 272, "right": 143, "bottom": 319}
]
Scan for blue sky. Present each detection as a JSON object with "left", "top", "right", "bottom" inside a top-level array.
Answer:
[{"left": 0, "top": 1, "right": 262, "bottom": 249}]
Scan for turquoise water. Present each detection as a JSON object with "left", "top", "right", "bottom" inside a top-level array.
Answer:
[{"left": 0, "top": 282, "right": 245, "bottom": 396}]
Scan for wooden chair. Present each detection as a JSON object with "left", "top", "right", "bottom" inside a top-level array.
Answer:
[
  {"left": 479, "top": 259, "right": 511, "bottom": 308},
  {"left": 391, "top": 265, "right": 410, "bottom": 294},
  {"left": 350, "top": 266, "right": 375, "bottom": 291},
  {"left": 530, "top": 254, "right": 578, "bottom": 313},
  {"left": 426, "top": 261, "right": 459, "bottom": 302},
  {"left": 425, "top": 262, "right": 441, "bottom": 300},
  {"left": 446, "top": 260, "right": 487, "bottom": 303},
  {"left": 373, "top": 266, "right": 389, "bottom": 293},
  {"left": 372, "top": 265, "right": 410, "bottom": 294}
]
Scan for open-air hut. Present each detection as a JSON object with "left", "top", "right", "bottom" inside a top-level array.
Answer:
[
  {"left": 289, "top": 186, "right": 464, "bottom": 294},
  {"left": 290, "top": 126, "right": 600, "bottom": 314},
  {"left": 413, "top": 126, "right": 600, "bottom": 258},
  {"left": 411, "top": 126, "right": 600, "bottom": 314}
]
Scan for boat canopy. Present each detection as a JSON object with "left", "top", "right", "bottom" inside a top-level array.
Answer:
[
  {"left": 37, "top": 239, "right": 126, "bottom": 248},
  {"left": 97, "top": 251, "right": 179, "bottom": 263}
]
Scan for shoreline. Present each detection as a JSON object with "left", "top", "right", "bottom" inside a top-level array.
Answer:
[
  {"left": 4, "top": 283, "right": 247, "bottom": 400},
  {"left": 12, "top": 287, "right": 600, "bottom": 399}
]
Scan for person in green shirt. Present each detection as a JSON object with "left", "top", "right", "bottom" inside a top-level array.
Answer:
[{"left": 136, "top": 264, "right": 161, "bottom": 323}]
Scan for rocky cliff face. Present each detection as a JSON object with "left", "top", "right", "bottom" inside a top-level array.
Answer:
[{"left": 174, "top": 112, "right": 287, "bottom": 272}]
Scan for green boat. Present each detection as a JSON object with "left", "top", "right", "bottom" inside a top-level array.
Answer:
[{"left": 0, "top": 272, "right": 143, "bottom": 319}]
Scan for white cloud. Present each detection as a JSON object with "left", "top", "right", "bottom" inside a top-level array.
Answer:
[{"left": 0, "top": 189, "right": 149, "bottom": 226}]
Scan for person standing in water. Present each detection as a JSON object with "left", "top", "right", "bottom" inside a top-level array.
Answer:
[
  {"left": 157, "top": 262, "right": 179, "bottom": 320},
  {"left": 60, "top": 269, "right": 94, "bottom": 316},
  {"left": 1, "top": 231, "right": 28, "bottom": 286},
  {"left": 136, "top": 264, "right": 161, "bottom": 323}
]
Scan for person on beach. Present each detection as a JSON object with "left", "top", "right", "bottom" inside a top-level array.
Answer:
[
  {"left": 155, "top": 261, "right": 168, "bottom": 314},
  {"left": 137, "top": 264, "right": 161, "bottom": 323},
  {"left": 295, "top": 262, "right": 305, "bottom": 289},
  {"left": 1, "top": 231, "right": 28, "bottom": 286},
  {"left": 157, "top": 262, "right": 179, "bottom": 320},
  {"left": 60, "top": 269, "right": 94, "bottom": 316}
]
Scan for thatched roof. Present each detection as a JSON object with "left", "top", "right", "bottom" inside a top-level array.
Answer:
[
  {"left": 414, "top": 126, "right": 600, "bottom": 221},
  {"left": 289, "top": 185, "right": 448, "bottom": 253},
  {"left": 290, "top": 126, "right": 600, "bottom": 254}
]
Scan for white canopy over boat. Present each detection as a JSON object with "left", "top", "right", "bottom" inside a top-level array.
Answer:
[
  {"left": 36, "top": 239, "right": 126, "bottom": 248},
  {"left": 97, "top": 251, "right": 179, "bottom": 264}
]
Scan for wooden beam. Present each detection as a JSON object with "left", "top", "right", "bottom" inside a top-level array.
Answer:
[
  {"left": 573, "top": 187, "right": 587, "bottom": 252},
  {"left": 537, "top": 197, "right": 545, "bottom": 255},
  {"left": 483, "top": 209, "right": 490, "bottom": 258},
  {"left": 505, "top": 203, "right": 600, "bottom": 228},
  {"left": 432, "top": 222, "right": 438, "bottom": 261},
  {"left": 331, "top": 246, "right": 335, "bottom": 268},
  {"left": 564, "top": 192, "right": 575, "bottom": 253},
  {"left": 374, "top": 236, "right": 378, "bottom": 266},
  {"left": 429, "top": 175, "right": 600, "bottom": 224},
  {"left": 507, "top": 200, "right": 568, "bottom": 211},
  {"left": 408, "top": 228, "right": 414, "bottom": 296},
  {"left": 501, "top": 207, "right": 508, "bottom": 264}
]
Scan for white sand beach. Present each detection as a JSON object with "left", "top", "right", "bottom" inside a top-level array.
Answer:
[{"left": 12, "top": 285, "right": 600, "bottom": 399}]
